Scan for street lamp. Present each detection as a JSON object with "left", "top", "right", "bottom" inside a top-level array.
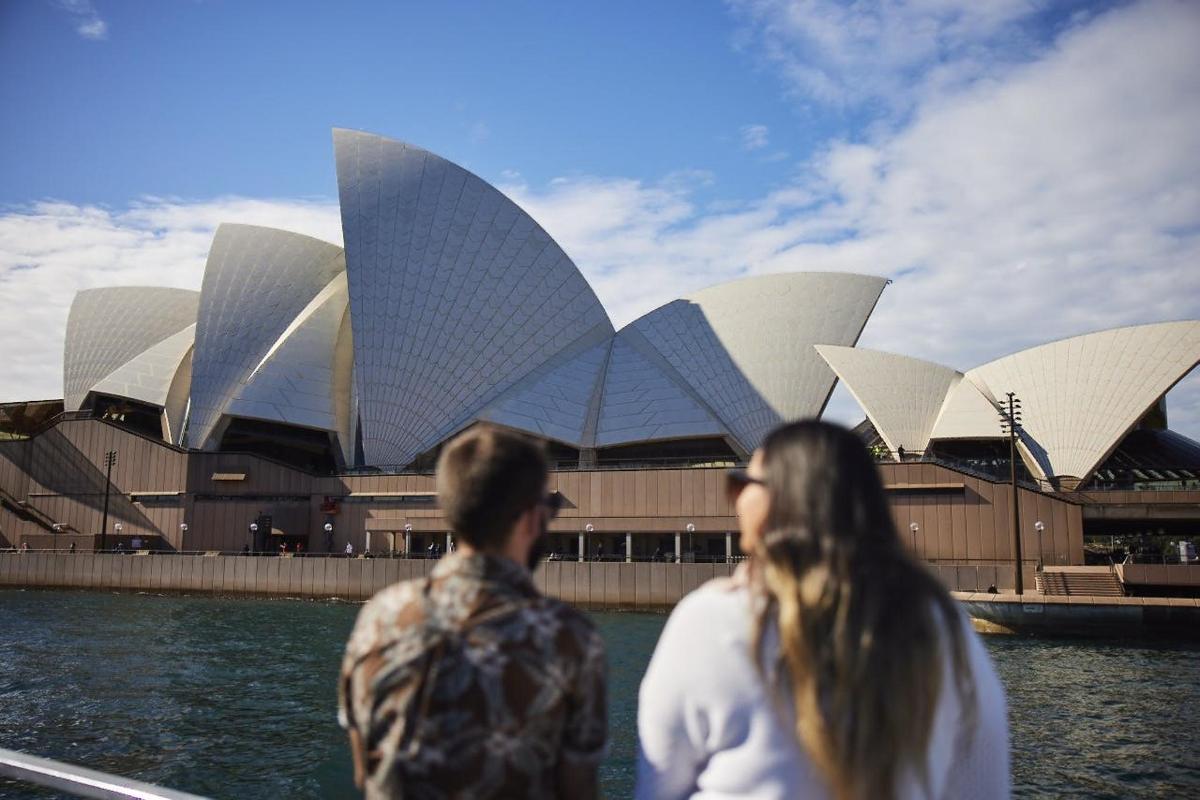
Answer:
[
  {"left": 403, "top": 522, "right": 412, "bottom": 557},
  {"left": 686, "top": 523, "right": 695, "bottom": 561},
  {"left": 249, "top": 522, "right": 258, "bottom": 553},
  {"left": 585, "top": 524, "right": 594, "bottom": 561},
  {"left": 909, "top": 522, "right": 919, "bottom": 555},
  {"left": 99, "top": 450, "right": 117, "bottom": 552},
  {"left": 999, "top": 392, "right": 1025, "bottom": 594},
  {"left": 179, "top": 523, "right": 188, "bottom": 533},
  {"left": 1034, "top": 520, "right": 1046, "bottom": 571}
]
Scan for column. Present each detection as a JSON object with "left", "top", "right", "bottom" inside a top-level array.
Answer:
[
  {"left": 625, "top": 532, "right": 632, "bottom": 563},
  {"left": 674, "top": 532, "right": 682, "bottom": 563},
  {"left": 725, "top": 531, "right": 733, "bottom": 563},
  {"left": 578, "top": 532, "right": 585, "bottom": 563}
]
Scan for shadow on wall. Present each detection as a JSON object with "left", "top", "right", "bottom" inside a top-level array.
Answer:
[{"left": 0, "top": 427, "right": 156, "bottom": 531}]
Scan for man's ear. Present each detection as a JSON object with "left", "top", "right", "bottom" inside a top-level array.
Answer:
[{"left": 517, "top": 505, "right": 541, "bottom": 542}]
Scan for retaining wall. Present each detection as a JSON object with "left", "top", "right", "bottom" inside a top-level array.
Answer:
[{"left": 0, "top": 553, "right": 738, "bottom": 610}]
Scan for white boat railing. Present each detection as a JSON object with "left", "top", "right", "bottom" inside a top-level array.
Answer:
[{"left": 0, "top": 747, "right": 211, "bottom": 800}]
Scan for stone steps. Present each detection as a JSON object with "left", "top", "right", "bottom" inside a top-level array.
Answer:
[{"left": 1037, "top": 567, "right": 1124, "bottom": 597}]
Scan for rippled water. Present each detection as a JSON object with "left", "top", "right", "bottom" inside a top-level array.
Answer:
[{"left": 1, "top": 590, "right": 1197, "bottom": 799}]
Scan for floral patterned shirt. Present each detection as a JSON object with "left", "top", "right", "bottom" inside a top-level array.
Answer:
[{"left": 339, "top": 551, "right": 608, "bottom": 799}]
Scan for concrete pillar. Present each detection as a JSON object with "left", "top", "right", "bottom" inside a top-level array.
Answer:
[
  {"left": 578, "top": 532, "right": 585, "bottom": 562},
  {"left": 725, "top": 531, "right": 733, "bottom": 563},
  {"left": 674, "top": 532, "right": 682, "bottom": 563},
  {"left": 446, "top": 532, "right": 454, "bottom": 553},
  {"left": 625, "top": 532, "right": 632, "bottom": 563}
]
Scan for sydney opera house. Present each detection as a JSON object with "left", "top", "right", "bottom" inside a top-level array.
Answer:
[{"left": 3, "top": 129, "right": 1199, "bottom": 595}]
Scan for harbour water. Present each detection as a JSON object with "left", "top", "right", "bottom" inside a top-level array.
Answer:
[{"left": 1, "top": 590, "right": 1198, "bottom": 799}]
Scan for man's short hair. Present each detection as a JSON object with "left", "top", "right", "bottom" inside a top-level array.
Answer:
[{"left": 436, "top": 425, "right": 548, "bottom": 549}]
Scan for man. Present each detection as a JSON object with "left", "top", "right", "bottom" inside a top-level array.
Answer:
[{"left": 338, "top": 425, "right": 608, "bottom": 799}]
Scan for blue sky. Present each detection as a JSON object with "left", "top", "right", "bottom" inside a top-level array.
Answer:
[
  {"left": 2, "top": 1, "right": 831, "bottom": 206},
  {"left": 2, "top": 0, "right": 1199, "bottom": 441}
]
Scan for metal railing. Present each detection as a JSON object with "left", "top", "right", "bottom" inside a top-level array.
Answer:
[
  {"left": 341, "top": 455, "right": 743, "bottom": 476},
  {"left": 0, "top": 746, "right": 209, "bottom": 800},
  {"left": 0, "top": 547, "right": 747, "bottom": 563}
]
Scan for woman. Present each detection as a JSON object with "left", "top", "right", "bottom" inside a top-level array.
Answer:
[{"left": 636, "top": 421, "right": 1009, "bottom": 800}]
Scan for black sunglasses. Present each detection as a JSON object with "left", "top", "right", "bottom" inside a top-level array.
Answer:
[
  {"left": 725, "top": 469, "right": 765, "bottom": 501},
  {"left": 542, "top": 491, "right": 564, "bottom": 519}
]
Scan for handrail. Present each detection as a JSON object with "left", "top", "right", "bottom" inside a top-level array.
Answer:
[
  {"left": 0, "top": 548, "right": 748, "bottom": 563},
  {"left": 0, "top": 746, "right": 210, "bottom": 800}
]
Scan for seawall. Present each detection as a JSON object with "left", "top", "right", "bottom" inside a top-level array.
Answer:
[
  {"left": 0, "top": 553, "right": 735, "bottom": 610},
  {"left": 955, "top": 592, "right": 1200, "bottom": 638}
]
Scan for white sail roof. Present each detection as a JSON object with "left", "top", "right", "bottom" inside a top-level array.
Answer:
[
  {"left": 63, "top": 287, "right": 198, "bottom": 412},
  {"left": 334, "top": 128, "right": 614, "bottom": 466},
  {"left": 186, "top": 224, "right": 346, "bottom": 448},
  {"left": 815, "top": 345, "right": 960, "bottom": 456},
  {"left": 966, "top": 321, "right": 1200, "bottom": 481}
]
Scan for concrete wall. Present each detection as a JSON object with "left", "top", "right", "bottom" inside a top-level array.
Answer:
[
  {"left": 1117, "top": 563, "right": 1200, "bottom": 588},
  {"left": 879, "top": 462, "right": 1086, "bottom": 572},
  {"left": 0, "top": 553, "right": 740, "bottom": 610},
  {"left": 0, "top": 553, "right": 1042, "bottom": 606},
  {"left": 0, "top": 418, "right": 1091, "bottom": 591}
]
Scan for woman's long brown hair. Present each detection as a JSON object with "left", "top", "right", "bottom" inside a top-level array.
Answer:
[{"left": 750, "top": 420, "right": 975, "bottom": 800}]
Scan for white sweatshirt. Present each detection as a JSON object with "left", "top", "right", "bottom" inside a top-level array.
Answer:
[{"left": 636, "top": 579, "right": 1010, "bottom": 800}]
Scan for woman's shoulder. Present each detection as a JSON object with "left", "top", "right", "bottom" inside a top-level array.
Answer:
[
  {"left": 677, "top": 574, "right": 753, "bottom": 614},
  {"left": 659, "top": 576, "right": 757, "bottom": 652}
]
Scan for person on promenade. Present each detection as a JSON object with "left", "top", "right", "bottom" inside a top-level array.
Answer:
[
  {"left": 636, "top": 420, "right": 1009, "bottom": 800},
  {"left": 338, "top": 424, "right": 608, "bottom": 800},
  {"left": 344, "top": 541, "right": 354, "bottom": 558}
]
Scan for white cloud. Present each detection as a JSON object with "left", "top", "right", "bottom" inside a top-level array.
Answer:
[
  {"left": 728, "top": 0, "right": 1053, "bottom": 113},
  {"left": 56, "top": 0, "right": 109, "bottom": 40},
  {"left": 0, "top": 197, "right": 341, "bottom": 402},
  {"left": 3, "top": 2, "right": 1197, "bottom": 445},
  {"left": 511, "top": 0, "right": 1200, "bottom": 441},
  {"left": 741, "top": 123, "right": 770, "bottom": 150}
]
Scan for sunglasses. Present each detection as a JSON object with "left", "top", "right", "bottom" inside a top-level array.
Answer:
[
  {"left": 725, "top": 469, "right": 765, "bottom": 502},
  {"left": 542, "top": 491, "right": 564, "bottom": 520}
]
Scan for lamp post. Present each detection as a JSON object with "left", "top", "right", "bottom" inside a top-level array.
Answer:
[
  {"left": 686, "top": 523, "right": 695, "bottom": 562},
  {"left": 99, "top": 450, "right": 117, "bottom": 552},
  {"left": 910, "top": 522, "right": 919, "bottom": 556},
  {"left": 1034, "top": 520, "right": 1046, "bottom": 571},
  {"left": 585, "top": 523, "right": 594, "bottom": 561},
  {"left": 999, "top": 392, "right": 1025, "bottom": 594},
  {"left": 249, "top": 522, "right": 258, "bottom": 553},
  {"left": 403, "top": 522, "right": 412, "bottom": 557},
  {"left": 114, "top": 522, "right": 122, "bottom": 550},
  {"left": 323, "top": 522, "right": 334, "bottom": 553}
]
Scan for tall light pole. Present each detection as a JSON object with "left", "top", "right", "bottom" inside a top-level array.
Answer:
[
  {"left": 249, "top": 522, "right": 258, "bottom": 553},
  {"left": 910, "top": 522, "right": 919, "bottom": 556},
  {"left": 1034, "top": 520, "right": 1046, "bottom": 571},
  {"left": 99, "top": 450, "right": 117, "bottom": 552},
  {"left": 403, "top": 522, "right": 412, "bottom": 557},
  {"left": 999, "top": 393, "right": 1024, "bottom": 594}
]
